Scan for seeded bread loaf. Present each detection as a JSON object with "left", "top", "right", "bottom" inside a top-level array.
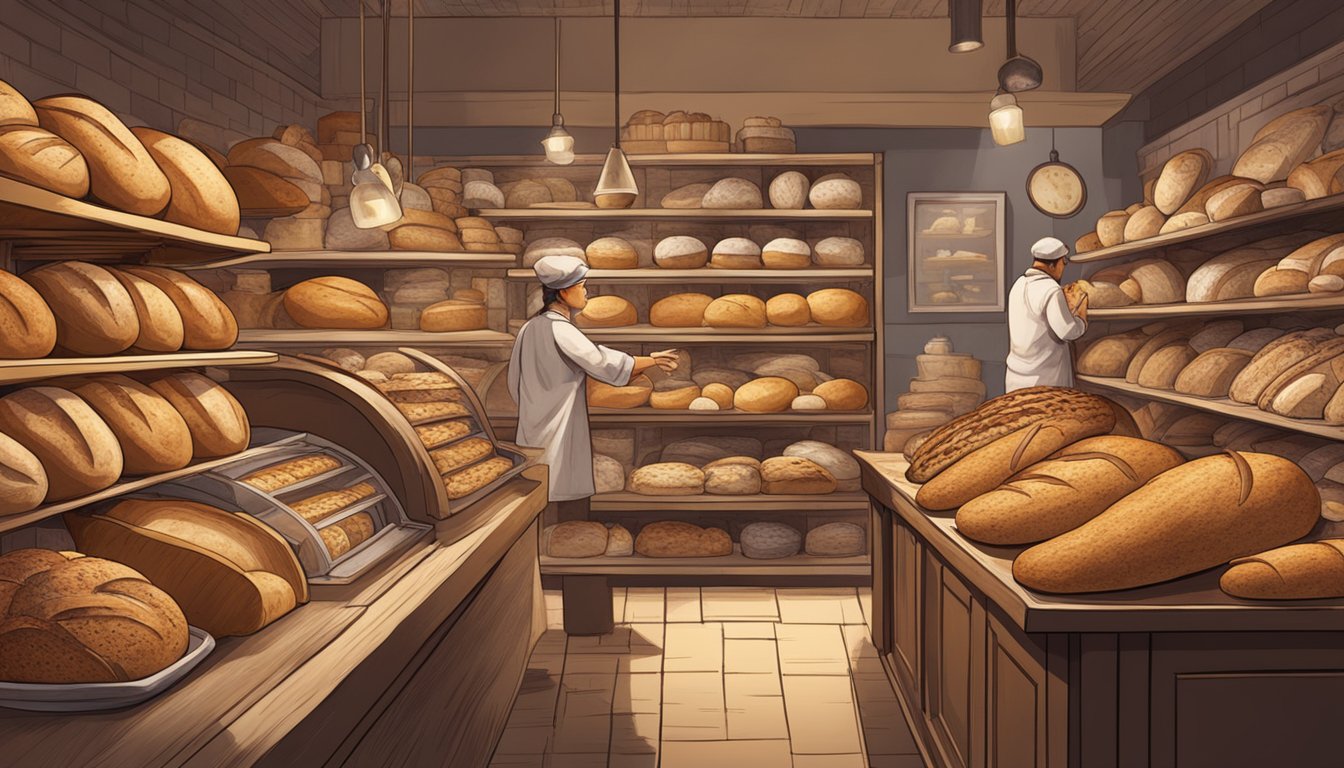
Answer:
[
  {"left": 290, "top": 481, "right": 376, "bottom": 524},
  {"left": 429, "top": 437, "right": 493, "bottom": 474},
  {"left": 760, "top": 456, "right": 836, "bottom": 494},
  {"left": 634, "top": 521, "right": 732, "bottom": 558},
  {"left": 545, "top": 521, "right": 609, "bottom": 558},
  {"left": 414, "top": 419, "right": 474, "bottom": 449},
  {"left": 241, "top": 454, "right": 343, "bottom": 492},
  {"left": 443, "top": 456, "right": 512, "bottom": 499}
]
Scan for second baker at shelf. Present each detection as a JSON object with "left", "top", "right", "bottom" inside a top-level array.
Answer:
[
  {"left": 509, "top": 255, "right": 679, "bottom": 516},
  {"left": 1005, "top": 236, "right": 1088, "bottom": 391}
]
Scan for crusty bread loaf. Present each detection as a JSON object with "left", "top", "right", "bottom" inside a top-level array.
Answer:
[
  {"left": 0, "top": 386, "right": 122, "bottom": 502},
  {"left": 1220, "top": 539, "right": 1344, "bottom": 599},
  {"left": 634, "top": 521, "right": 732, "bottom": 557},
  {"left": 1174, "top": 347, "right": 1254, "bottom": 398},
  {"left": 413, "top": 419, "right": 473, "bottom": 449},
  {"left": 703, "top": 294, "right": 767, "bottom": 328},
  {"left": 1266, "top": 186, "right": 1307, "bottom": 208},
  {"left": 1122, "top": 205, "right": 1166, "bottom": 242},
  {"left": 661, "top": 183, "right": 710, "bottom": 209},
  {"left": 761, "top": 456, "right": 836, "bottom": 494},
  {"left": 765, "top": 293, "right": 811, "bottom": 326},
  {"left": 284, "top": 276, "right": 388, "bottom": 329},
  {"left": 1185, "top": 234, "right": 1322, "bottom": 302},
  {"left": 546, "top": 521, "right": 609, "bottom": 558},
  {"left": 0, "top": 268, "right": 56, "bottom": 359},
  {"left": 1013, "top": 451, "right": 1319, "bottom": 593},
  {"left": 628, "top": 462, "right": 705, "bottom": 495},
  {"left": 223, "top": 166, "right": 309, "bottom": 215},
  {"left": 916, "top": 420, "right": 1082, "bottom": 511},
  {"left": 704, "top": 463, "right": 762, "bottom": 495},
  {"left": 123, "top": 266, "right": 237, "bottom": 350},
  {"left": 734, "top": 377, "right": 798, "bottom": 413},
  {"left": 588, "top": 374, "right": 653, "bottom": 409},
  {"left": 443, "top": 456, "right": 512, "bottom": 499},
  {"left": 131, "top": 127, "right": 239, "bottom": 235},
  {"left": 702, "top": 177, "right": 763, "bottom": 209},
  {"left": 429, "top": 437, "right": 493, "bottom": 474},
  {"left": 1153, "top": 149, "right": 1213, "bottom": 214},
  {"left": 1118, "top": 259, "right": 1185, "bottom": 305},
  {"left": 586, "top": 237, "right": 639, "bottom": 269},
  {"left": 1096, "top": 210, "right": 1130, "bottom": 247},
  {"left": 650, "top": 382, "right": 701, "bottom": 410},
  {"left": 956, "top": 436, "right": 1184, "bottom": 546},
  {"left": 710, "top": 237, "right": 762, "bottom": 270},
  {"left": 1124, "top": 328, "right": 1197, "bottom": 383},
  {"left": 760, "top": 237, "right": 811, "bottom": 269},
  {"left": 33, "top": 95, "right": 169, "bottom": 215},
  {"left": 1077, "top": 331, "right": 1147, "bottom": 377},
  {"left": 807, "top": 288, "right": 868, "bottom": 327},
  {"left": 575, "top": 295, "right": 638, "bottom": 328},
  {"left": 71, "top": 374, "right": 192, "bottom": 475},
  {"left": 241, "top": 454, "right": 343, "bottom": 493},
  {"left": 814, "top": 378, "right": 869, "bottom": 410},
  {"left": 105, "top": 267, "right": 184, "bottom": 353},
  {"left": 1255, "top": 338, "right": 1344, "bottom": 417},
  {"left": 0, "top": 124, "right": 89, "bottom": 198},
  {"left": 783, "top": 440, "right": 860, "bottom": 492},
  {"left": 23, "top": 261, "right": 138, "bottom": 355},
  {"left": 1287, "top": 148, "right": 1344, "bottom": 200},
  {"left": 1137, "top": 344, "right": 1198, "bottom": 390},
  {"left": 700, "top": 382, "right": 734, "bottom": 410},
  {"left": 806, "top": 522, "right": 866, "bottom": 557},
  {"left": 1205, "top": 181, "right": 1265, "bottom": 222},
  {"left": 420, "top": 299, "right": 486, "bottom": 332},
  {"left": 654, "top": 236, "right": 709, "bottom": 269},
  {"left": 740, "top": 521, "right": 802, "bottom": 559},
  {"left": 650, "top": 293, "right": 713, "bottom": 327},
  {"left": 1253, "top": 233, "right": 1344, "bottom": 297},
  {"left": 0, "top": 432, "right": 47, "bottom": 515},
  {"left": 146, "top": 372, "right": 250, "bottom": 459},
  {"left": 907, "top": 387, "right": 1117, "bottom": 484},
  {"left": 1229, "top": 328, "right": 1338, "bottom": 404},
  {"left": 1158, "top": 211, "right": 1210, "bottom": 234},
  {"left": 1232, "top": 105, "right": 1332, "bottom": 183}
]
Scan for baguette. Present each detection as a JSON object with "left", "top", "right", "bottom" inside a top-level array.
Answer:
[
  {"left": 289, "top": 481, "right": 376, "bottom": 524},
  {"left": 1013, "top": 451, "right": 1319, "bottom": 593},
  {"left": 33, "top": 96, "right": 169, "bottom": 215},
  {"left": 241, "top": 454, "right": 343, "bottom": 492},
  {"left": 916, "top": 421, "right": 1083, "bottom": 511},
  {"left": 1220, "top": 539, "right": 1344, "bottom": 600},
  {"left": 956, "top": 436, "right": 1184, "bottom": 545},
  {"left": 443, "top": 456, "right": 512, "bottom": 499},
  {"left": 428, "top": 437, "right": 493, "bottom": 474}
]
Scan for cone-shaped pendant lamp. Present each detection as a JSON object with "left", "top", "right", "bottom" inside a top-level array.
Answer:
[
  {"left": 351, "top": 0, "right": 401, "bottom": 229},
  {"left": 541, "top": 18, "right": 575, "bottom": 165},
  {"left": 593, "top": 1, "right": 637, "bottom": 208}
]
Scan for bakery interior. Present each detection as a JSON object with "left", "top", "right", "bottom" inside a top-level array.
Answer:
[{"left": 0, "top": 0, "right": 1343, "bottom": 766}]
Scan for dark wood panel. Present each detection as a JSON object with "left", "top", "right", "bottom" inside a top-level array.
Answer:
[
  {"left": 892, "top": 517, "right": 924, "bottom": 698},
  {"left": 985, "top": 614, "right": 1048, "bottom": 768},
  {"left": 924, "top": 557, "right": 982, "bottom": 768}
]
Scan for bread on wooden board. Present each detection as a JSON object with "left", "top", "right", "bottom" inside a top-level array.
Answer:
[
  {"left": 66, "top": 498, "right": 308, "bottom": 637},
  {"left": 122, "top": 265, "right": 238, "bottom": 350},
  {"left": 1013, "top": 451, "right": 1319, "bottom": 594},
  {"left": 71, "top": 374, "right": 192, "bottom": 475},
  {"left": 1287, "top": 148, "right": 1344, "bottom": 200},
  {"left": 1232, "top": 104, "right": 1332, "bottom": 183},
  {"left": 0, "top": 124, "right": 90, "bottom": 198},
  {"left": 906, "top": 387, "right": 1116, "bottom": 484},
  {"left": 0, "top": 268, "right": 56, "bottom": 359},
  {"left": 1153, "top": 149, "right": 1213, "bottom": 214},
  {"left": 634, "top": 521, "right": 732, "bottom": 557},
  {"left": 130, "top": 127, "right": 240, "bottom": 235},
  {"left": 916, "top": 420, "right": 1087, "bottom": 511},
  {"left": 285, "top": 276, "right": 388, "bottom": 329},
  {"left": 956, "top": 436, "right": 1184, "bottom": 546},
  {"left": 146, "top": 372, "right": 250, "bottom": 459},
  {"left": 1220, "top": 539, "right": 1344, "bottom": 600},
  {"left": 33, "top": 95, "right": 170, "bottom": 215},
  {"left": 0, "top": 386, "right": 122, "bottom": 502},
  {"left": 0, "top": 549, "right": 188, "bottom": 683},
  {"left": 23, "top": 261, "right": 139, "bottom": 355},
  {"left": 1174, "top": 347, "right": 1255, "bottom": 398},
  {"left": 1229, "top": 328, "right": 1338, "bottom": 404}
]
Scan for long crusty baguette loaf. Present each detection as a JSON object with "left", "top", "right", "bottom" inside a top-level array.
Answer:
[
  {"left": 956, "top": 436, "right": 1184, "bottom": 545},
  {"left": 33, "top": 95, "right": 170, "bottom": 215},
  {"left": 1012, "top": 451, "right": 1319, "bottom": 594},
  {"left": 289, "top": 481, "right": 376, "bottom": 524},
  {"left": 906, "top": 387, "right": 1116, "bottom": 484},
  {"left": 71, "top": 374, "right": 192, "bottom": 475},
  {"left": 1220, "top": 539, "right": 1344, "bottom": 600},
  {"left": 1228, "top": 328, "right": 1337, "bottom": 404},
  {"left": 916, "top": 421, "right": 1084, "bottom": 511},
  {"left": 241, "top": 454, "right": 342, "bottom": 492},
  {"left": 0, "top": 386, "right": 122, "bottom": 502},
  {"left": 1174, "top": 347, "right": 1254, "bottom": 397},
  {"left": 0, "top": 124, "right": 89, "bottom": 198}
]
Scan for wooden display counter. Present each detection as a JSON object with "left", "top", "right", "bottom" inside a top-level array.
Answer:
[
  {"left": 857, "top": 451, "right": 1344, "bottom": 768},
  {"left": 0, "top": 465, "right": 549, "bottom": 768}
]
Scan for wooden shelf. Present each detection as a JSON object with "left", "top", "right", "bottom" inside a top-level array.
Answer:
[
  {"left": 0, "top": 175, "right": 270, "bottom": 259},
  {"left": 235, "top": 329, "right": 514, "bottom": 347},
  {"left": 1071, "top": 192, "right": 1344, "bottom": 265},
  {"left": 1088, "top": 292, "right": 1344, "bottom": 320},
  {"left": 541, "top": 547, "right": 869, "bottom": 577},
  {"left": 589, "top": 492, "right": 870, "bottom": 512},
  {"left": 428, "top": 152, "right": 877, "bottom": 167},
  {"left": 583, "top": 325, "right": 874, "bottom": 344},
  {"left": 474, "top": 208, "right": 873, "bottom": 222},
  {"left": 0, "top": 350, "right": 278, "bottom": 387},
  {"left": 507, "top": 267, "right": 873, "bottom": 283},
  {"left": 1076, "top": 375, "right": 1344, "bottom": 442},
  {"left": 492, "top": 410, "right": 872, "bottom": 425},
  {"left": 177, "top": 250, "right": 517, "bottom": 270}
]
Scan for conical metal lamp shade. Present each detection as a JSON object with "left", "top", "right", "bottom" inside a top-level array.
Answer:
[{"left": 595, "top": 147, "right": 637, "bottom": 195}]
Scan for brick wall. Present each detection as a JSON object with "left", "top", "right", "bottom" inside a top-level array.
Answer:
[{"left": 0, "top": 0, "right": 329, "bottom": 150}]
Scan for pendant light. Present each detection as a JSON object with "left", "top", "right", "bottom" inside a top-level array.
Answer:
[
  {"left": 997, "top": 0, "right": 1042, "bottom": 92},
  {"left": 541, "top": 17, "right": 575, "bottom": 165},
  {"left": 593, "top": 0, "right": 638, "bottom": 209},
  {"left": 948, "top": 0, "right": 983, "bottom": 53},
  {"left": 989, "top": 91, "right": 1024, "bottom": 146},
  {"left": 350, "top": 0, "right": 402, "bottom": 229}
]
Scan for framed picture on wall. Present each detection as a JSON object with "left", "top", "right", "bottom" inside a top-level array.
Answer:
[{"left": 907, "top": 192, "right": 1007, "bottom": 313}]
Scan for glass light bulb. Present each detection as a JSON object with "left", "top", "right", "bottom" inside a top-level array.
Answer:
[
  {"left": 542, "top": 132, "right": 576, "bottom": 165},
  {"left": 350, "top": 168, "right": 403, "bottom": 229},
  {"left": 989, "top": 93, "right": 1025, "bottom": 146}
]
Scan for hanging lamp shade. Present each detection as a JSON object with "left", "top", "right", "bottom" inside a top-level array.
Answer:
[
  {"left": 593, "top": 0, "right": 637, "bottom": 208},
  {"left": 989, "top": 92, "right": 1025, "bottom": 146},
  {"left": 949, "top": 0, "right": 983, "bottom": 52},
  {"left": 542, "top": 18, "right": 575, "bottom": 165},
  {"left": 350, "top": 2, "right": 401, "bottom": 229},
  {"left": 997, "top": 0, "right": 1042, "bottom": 92}
]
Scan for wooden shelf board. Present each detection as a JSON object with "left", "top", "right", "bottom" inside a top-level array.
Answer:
[
  {"left": 0, "top": 175, "right": 270, "bottom": 256},
  {"left": 426, "top": 152, "right": 877, "bottom": 167},
  {"left": 474, "top": 208, "right": 873, "bottom": 221},
  {"left": 1077, "top": 375, "right": 1344, "bottom": 441},
  {"left": 0, "top": 350, "right": 278, "bottom": 387},
  {"left": 583, "top": 325, "right": 875, "bottom": 343},
  {"left": 178, "top": 250, "right": 517, "bottom": 270},
  {"left": 587, "top": 410, "right": 871, "bottom": 424},
  {"left": 541, "top": 548, "right": 869, "bottom": 576},
  {"left": 1088, "top": 293, "right": 1344, "bottom": 320},
  {"left": 507, "top": 267, "right": 873, "bottom": 283},
  {"left": 1071, "top": 192, "right": 1344, "bottom": 265},
  {"left": 235, "top": 330, "right": 514, "bottom": 347},
  {"left": 589, "top": 492, "right": 870, "bottom": 512}
]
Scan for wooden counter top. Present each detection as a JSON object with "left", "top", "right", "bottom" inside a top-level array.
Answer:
[
  {"left": 857, "top": 451, "right": 1344, "bottom": 634},
  {"left": 0, "top": 465, "right": 549, "bottom": 768}
]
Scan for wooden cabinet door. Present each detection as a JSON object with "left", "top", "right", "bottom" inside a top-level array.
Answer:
[
  {"left": 890, "top": 518, "right": 923, "bottom": 699},
  {"left": 984, "top": 613, "right": 1049, "bottom": 768},
  {"left": 923, "top": 555, "right": 986, "bottom": 768}
]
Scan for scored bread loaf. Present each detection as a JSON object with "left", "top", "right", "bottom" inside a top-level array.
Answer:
[
  {"left": 146, "top": 372, "right": 250, "bottom": 459},
  {"left": 122, "top": 266, "right": 237, "bottom": 350},
  {"left": 0, "top": 386, "right": 122, "bottom": 501},
  {"left": 0, "top": 268, "right": 56, "bottom": 359},
  {"left": 1013, "top": 451, "right": 1319, "bottom": 593},
  {"left": 761, "top": 456, "right": 837, "bottom": 495},
  {"left": 33, "top": 95, "right": 170, "bottom": 215},
  {"left": 916, "top": 420, "right": 1082, "bottom": 511},
  {"left": 575, "top": 295, "right": 638, "bottom": 328},
  {"left": 1232, "top": 104, "right": 1332, "bottom": 183},
  {"left": 23, "top": 261, "right": 138, "bottom": 355},
  {"left": 107, "top": 267, "right": 185, "bottom": 353},
  {"left": 0, "top": 124, "right": 89, "bottom": 198},
  {"left": 703, "top": 294, "right": 767, "bottom": 328},
  {"left": 71, "top": 374, "right": 192, "bottom": 475},
  {"left": 1220, "top": 539, "right": 1344, "bottom": 600},
  {"left": 241, "top": 454, "right": 343, "bottom": 493},
  {"left": 130, "top": 127, "right": 239, "bottom": 235},
  {"left": 285, "top": 276, "right": 388, "bottom": 329},
  {"left": 421, "top": 299, "right": 487, "bottom": 332},
  {"left": 1228, "top": 327, "right": 1338, "bottom": 404},
  {"left": 634, "top": 520, "right": 732, "bottom": 558},
  {"left": 956, "top": 436, "right": 1184, "bottom": 546},
  {"left": 0, "top": 432, "right": 46, "bottom": 515},
  {"left": 1125, "top": 328, "right": 1198, "bottom": 383}
]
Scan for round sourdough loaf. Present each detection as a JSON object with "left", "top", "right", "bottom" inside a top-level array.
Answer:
[
  {"left": 34, "top": 96, "right": 170, "bottom": 215},
  {"left": 105, "top": 268, "right": 184, "bottom": 353},
  {"left": 0, "top": 432, "right": 46, "bottom": 514},
  {"left": 546, "top": 521, "right": 609, "bottom": 558},
  {"left": 586, "top": 237, "right": 639, "bottom": 269},
  {"left": 23, "top": 261, "right": 138, "bottom": 355},
  {"left": 704, "top": 294, "right": 767, "bottom": 328},
  {"left": 768, "top": 171, "right": 809, "bottom": 210},
  {"left": 606, "top": 524, "right": 634, "bottom": 556},
  {"left": 505, "top": 179, "right": 552, "bottom": 208},
  {"left": 0, "top": 125, "right": 89, "bottom": 197},
  {"left": 734, "top": 377, "right": 798, "bottom": 413},
  {"left": 704, "top": 463, "right": 761, "bottom": 495},
  {"left": 122, "top": 266, "right": 237, "bottom": 349},
  {"left": 783, "top": 440, "right": 861, "bottom": 492},
  {"left": 147, "top": 372, "right": 250, "bottom": 459},
  {"left": 761, "top": 456, "right": 836, "bottom": 494},
  {"left": 661, "top": 183, "right": 711, "bottom": 209},
  {"left": 741, "top": 522, "right": 802, "bottom": 558},
  {"left": 814, "top": 237, "right": 865, "bottom": 267},
  {"left": 809, "top": 174, "right": 862, "bottom": 209},
  {"left": 1123, "top": 205, "right": 1166, "bottom": 242},
  {"left": 654, "top": 236, "right": 709, "bottom": 269},
  {"left": 710, "top": 237, "right": 762, "bottom": 269},
  {"left": 634, "top": 521, "right": 731, "bottom": 557},
  {"left": 806, "top": 522, "right": 865, "bottom": 556},
  {"left": 761, "top": 238, "right": 811, "bottom": 269},
  {"left": 627, "top": 463, "right": 705, "bottom": 495},
  {"left": 365, "top": 352, "right": 418, "bottom": 376},
  {"left": 650, "top": 381, "right": 701, "bottom": 410},
  {"left": 1096, "top": 210, "right": 1130, "bottom": 247},
  {"left": 131, "top": 127, "right": 239, "bottom": 235},
  {"left": 0, "top": 269, "right": 56, "bottom": 358},
  {"left": 421, "top": 300, "right": 487, "bottom": 331},
  {"left": 0, "top": 386, "right": 122, "bottom": 501},
  {"left": 71, "top": 375, "right": 192, "bottom": 474},
  {"left": 765, "top": 293, "right": 811, "bottom": 326},
  {"left": 661, "top": 436, "right": 762, "bottom": 465},
  {"left": 701, "top": 382, "right": 734, "bottom": 409},
  {"left": 0, "top": 79, "right": 37, "bottom": 126},
  {"left": 593, "top": 455, "right": 625, "bottom": 494},
  {"left": 702, "top": 177, "right": 763, "bottom": 209},
  {"left": 575, "top": 295, "right": 637, "bottom": 328},
  {"left": 285, "top": 276, "right": 388, "bottom": 329},
  {"left": 807, "top": 288, "right": 868, "bottom": 327},
  {"left": 523, "top": 237, "right": 585, "bottom": 268},
  {"left": 588, "top": 374, "right": 652, "bottom": 409},
  {"left": 651, "top": 293, "right": 713, "bottom": 327}
]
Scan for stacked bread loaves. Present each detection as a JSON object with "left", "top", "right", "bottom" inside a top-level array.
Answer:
[
  {"left": 884, "top": 337, "right": 987, "bottom": 453},
  {"left": 646, "top": 287, "right": 866, "bottom": 328},
  {"left": 620, "top": 110, "right": 732, "bottom": 154}
]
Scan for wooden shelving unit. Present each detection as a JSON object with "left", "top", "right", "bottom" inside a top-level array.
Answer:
[
  {"left": 435, "top": 152, "right": 877, "bottom": 168},
  {"left": 541, "top": 550, "right": 870, "bottom": 577},
  {"left": 0, "top": 350, "right": 278, "bottom": 386},
  {"left": 178, "top": 250, "right": 517, "bottom": 270},
  {"left": 588, "top": 492, "right": 870, "bottom": 512},
  {"left": 507, "top": 267, "right": 874, "bottom": 283},
  {"left": 236, "top": 329, "right": 514, "bottom": 347},
  {"left": 473, "top": 208, "right": 873, "bottom": 222},
  {"left": 582, "top": 325, "right": 875, "bottom": 344},
  {"left": 1089, "top": 292, "right": 1344, "bottom": 320}
]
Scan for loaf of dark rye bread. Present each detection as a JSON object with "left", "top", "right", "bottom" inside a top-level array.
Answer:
[{"left": 905, "top": 387, "right": 1117, "bottom": 483}]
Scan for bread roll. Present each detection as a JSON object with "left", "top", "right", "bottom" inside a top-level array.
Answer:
[
  {"left": 146, "top": 372, "right": 250, "bottom": 459},
  {"left": 586, "top": 237, "right": 638, "bottom": 269},
  {"left": 654, "top": 236, "right": 709, "bottom": 269},
  {"left": 0, "top": 432, "right": 47, "bottom": 515},
  {"left": 0, "top": 387, "right": 122, "bottom": 501},
  {"left": 634, "top": 521, "right": 731, "bottom": 557},
  {"left": 710, "top": 237, "right": 763, "bottom": 269},
  {"left": 1096, "top": 210, "right": 1130, "bottom": 247},
  {"left": 71, "top": 375, "right": 192, "bottom": 475},
  {"left": 809, "top": 174, "right": 862, "bottom": 209},
  {"left": 1013, "top": 451, "right": 1319, "bottom": 593},
  {"left": 702, "top": 177, "right": 763, "bottom": 209},
  {"left": 651, "top": 293, "right": 713, "bottom": 327},
  {"left": 574, "top": 295, "right": 637, "bottom": 328},
  {"left": 285, "top": 276, "right": 388, "bottom": 329},
  {"left": 703, "top": 294, "right": 767, "bottom": 328},
  {"left": 130, "top": 127, "right": 239, "bottom": 235},
  {"left": 1232, "top": 105, "right": 1332, "bottom": 182},
  {"left": 546, "top": 521, "right": 609, "bottom": 558},
  {"left": 807, "top": 288, "right": 868, "bottom": 327},
  {"left": 420, "top": 299, "right": 486, "bottom": 332},
  {"left": 768, "top": 171, "right": 808, "bottom": 210},
  {"left": 123, "top": 266, "right": 237, "bottom": 350},
  {"left": 765, "top": 293, "right": 810, "bottom": 326},
  {"left": 33, "top": 96, "right": 169, "bottom": 215},
  {"left": 761, "top": 456, "right": 836, "bottom": 494},
  {"left": 0, "top": 125, "right": 89, "bottom": 198},
  {"left": 813, "top": 378, "right": 869, "bottom": 410},
  {"left": 587, "top": 374, "right": 652, "bottom": 409},
  {"left": 0, "top": 269, "right": 55, "bottom": 359},
  {"left": 762, "top": 238, "right": 811, "bottom": 269},
  {"left": 734, "top": 377, "right": 798, "bottom": 413},
  {"left": 627, "top": 462, "right": 705, "bottom": 495},
  {"left": 740, "top": 521, "right": 801, "bottom": 558},
  {"left": 701, "top": 382, "right": 734, "bottom": 410},
  {"left": 23, "top": 261, "right": 138, "bottom": 355},
  {"left": 1154, "top": 149, "right": 1213, "bottom": 214}
]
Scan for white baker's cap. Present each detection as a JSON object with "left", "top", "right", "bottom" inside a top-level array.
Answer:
[
  {"left": 1031, "top": 236, "right": 1068, "bottom": 262},
  {"left": 533, "top": 255, "right": 589, "bottom": 289}
]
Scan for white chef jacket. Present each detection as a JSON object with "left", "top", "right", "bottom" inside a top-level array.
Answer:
[
  {"left": 1005, "top": 268, "right": 1087, "bottom": 391},
  {"left": 509, "top": 310, "right": 635, "bottom": 501}
]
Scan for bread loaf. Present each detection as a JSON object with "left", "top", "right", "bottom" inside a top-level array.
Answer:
[
  {"left": 587, "top": 374, "right": 652, "bottom": 409},
  {"left": 761, "top": 456, "right": 836, "bottom": 494},
  {"left": 1254, "top": 233, "right": 1344, "bottom": 296},
  {"left": 1159, "top": 211, "right": 1209, "bottom": 234},
  {"left": 241, "top": 454, "right": 342, "bottom": 493},
  {"left": 805, "top": 522, "right": 866, "bottom": 557},
  {"left": 634, "top": 521, "right": 732, "bottom": 558},
  {"left": 662, "top": 436, "right": 762, "bottom": 465},
  {"left": 783, "top": 440, "right": 860, "bottom": 492},
  {"left": 123, "top": 266, "right": 237, "bottom": 350},
  {"left": 647, "top": 293, "right": 710, "bottom": 327},
  {"left": 23, "top": 261, "right": 138, "bottom": 355},
  {"left": 650, "top": 382, "right": 701, "bottom": 410},
  {"left": 1118, "top": 259, "right": 1185, "bottom": 304},
  {"left": 289, "top": 482, "right": 376, "bottom": 524},
  {"left": 1075, "top": 232, "right": 1102, "bottom": 253},
  {"left": 223, "top": 166, "right": 309, "bottom": 216},
  {"left": 130, "top": 127, "right": 239, "bottom": 235},
  {"left": 740, "top": 521, "right": 803, "bottom": 559},
  {"left": 546, "top": 521, "right": 609, "bottom": 558},
  {"left": 429, "top": 437, "right": 493, "bottom": 475},
  {"left": 1263, "top": 186, "right": 1307, "bottom": 209},
  {"left": 1205, "top": 181, "right": 1265, "bottom": 222},
  {"left": 100, "top": 268, "right": 184, "bottom": 353},
  {"left": 1154, "top": 149, "right": 1213, "bottom": 214},
  {"left": 1185, "top": 235, "right": 1320, "bottom": 302},
  {"left": 1123, "top": 205, "right": 1166, "bottom": 242},
  {"left": 1096, "top": 210, "right": 1130, "bottom": 247},
  {"left": 1227, "top": 327, "right": 1287, "bottom": 352},
  {"left": 1013, "top": 451, "right": 1319, "bottom": 593},
  {"left": 285, "top": 276, "right": 388, "bottom": 329},
  {"left": 66, "top": 498, "right": 307, "bottom": 636},
  {"left": 1220, "top": 539, "right": 1344, "bottom": 600},
  {"left": 814, "top": 378, "right": 869, "bottom": 410},
  {"left": 1137, "top": 344, "right": 1198, "bottom": 390},
  {"left": 1077, "top": 331, "right": 1147, "bottom": 377},
  {"left": 0, "top": 387, "right": 121, "bottom": 501},
  {"left": 1174, "top": 347, "right": 1254, "bottom": 397},
  {"left": 768, "top": 171, "right": 808, "bottom": 210},
  {"left": 765, "top": 293, "right": 810, "bottom": 326},
  {"left": 147, "top": 372, "right": 250, "bottom": 459},
  {"left": 917, "top": 420, "right": 1082, "bottom": 511},
  {"left": 1287, "top": 149, "right": 1344, "bottom": 200},
  {"left": 701, "top": 382, "right": 734, "bottom": 409},
  {"left": 0, "top": 124, "right": 89, "bottom": 197},
  {"left": 0, "top": 432, "right": 47, "bottom": 515},
  {"left": 709, "top": 237, "right": 762, "bottom": 270},
  {"left": 443, "top": 456, "right": 512, "bottom": 499},
  {"left": 702, "top": 177, "right": 763, "bottom": 209},
  {"left": 703, "top": 294, "right": 767, "bottom": 328},
  {"left": 734, "top": 377, "right": 798, "bottom": 413},
  {"left": 0, "top": 269, "right": 55, "bottom": 359},
  {"left": 0, "top": 79, "right": 36, "bottom": 126},
  {"left": 575, "top": 295, "right": 637, "bottom": 328},
  {"left": 1229, "top": 328, "right": 1338, "bottom": 404},
  {"left": 34, "top": 96, "right": 169, "bottom": 215},
  {"left": 807, "top": 288, "right": 868, "bottom": 327},
  {"left": 704, "top": 463, "right": 762, "bottom": 495},
  {"left": 413, "top": 420, "right": 472, "bottom": 450},
  {"left": 1232, "top": 105, "right": 1332, "bottom": 182},
  {"left": 661, "top": 183, "right": 710, "bottom": 209},
  {"left": 420, "top": 299, "right": 486, "bottom": 332},
  {"left": 586, "top": 237, "right": 638, "bottom": 269},
  {"left": 1255, "top": 337, "right": 1344, "bottom": 416},
  {"left": 692, "top": 368, "right": 752, "bottom": 390},
  {"left": 628, "top": 462, "right": 705, "bottom": 495},
  {"left": 593, "top": 454, "right": 625, "bottom": 494},
  {"left": 653, "top": 236, "right": 709, "bottom": 269},
  {"left": 761, "top": 237, "right": 813, "bottom": 269},
  {"left": 71, "top": 374, "right": 191, "bottom": 475},
  {"left": 809, "top": 174, "right": 862, "bottom": 209},
  {"left": 957, "top": 436, "right": 1184, "bottom": 546}
]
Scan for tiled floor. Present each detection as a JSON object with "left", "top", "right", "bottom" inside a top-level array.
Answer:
[{"left": 489, "top": 588, "right": 928, "bottom": 768}]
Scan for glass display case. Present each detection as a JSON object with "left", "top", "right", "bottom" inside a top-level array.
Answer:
[{"left": 907, "top": 191, "right": 1006, "bottom": 313}]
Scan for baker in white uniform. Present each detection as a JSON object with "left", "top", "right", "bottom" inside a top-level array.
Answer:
[
  {"left": 509, "top": 255, "right": 678, "bottom": 511},
  {"left": 1005, "top": 236, "right": 1088, "bottom": 391}
]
